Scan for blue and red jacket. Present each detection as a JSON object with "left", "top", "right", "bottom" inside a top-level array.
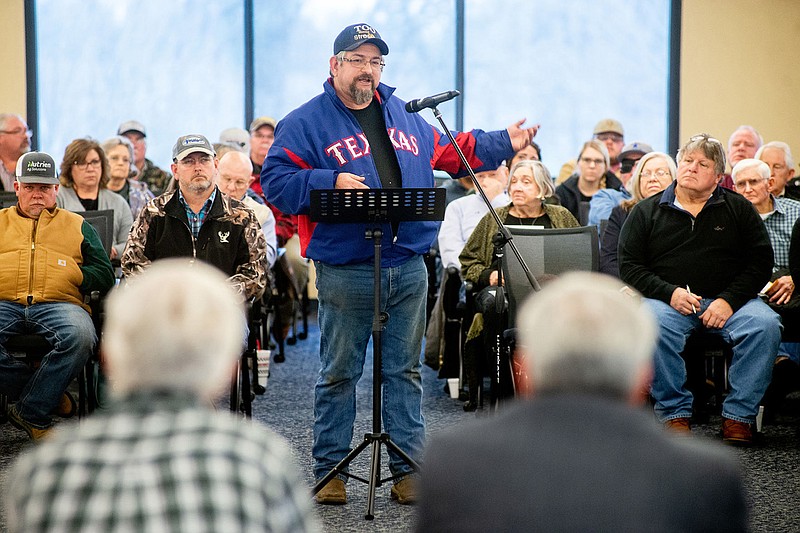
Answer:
[{"left": 262, "top": 79, "right": 514, "bottom": 267}]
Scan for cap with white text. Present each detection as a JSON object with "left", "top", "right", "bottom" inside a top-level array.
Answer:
[
  {"left": 16, "top": 152, "right": 59, "bottom": 184},
  {"left": 333, "top": 23, "right": 389, "bottom": 55},
  {"left": 172, "top": 134, "right": 216, "bottom": 162}
]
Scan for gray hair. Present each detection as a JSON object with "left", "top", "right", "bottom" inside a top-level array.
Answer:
[
  {"left": 509, "top": 160, "right": 555, "bottom": 199},
  {"left": 0, "top": 113, "right": 25, "bottom": 131},
  {"left": 677, "top": 134, "right": 727, "bottom": 176},
  {"left": 101, "top": 136, "right": 137, "bottom": 177},
  {"left": 728, "top": 125, "right": 763, "bottom": 150},
  {"left": 756, "top": 141, "right": 795, "bottom": 171},
  {"left": 517, "top": 272, "right": 657, "bottom": 398},
  {"left": 103, "top": 260, "right": 246, "bottom": 398},
  {"left": 731, "top": 158, "right": 770, "bottom": 183}
]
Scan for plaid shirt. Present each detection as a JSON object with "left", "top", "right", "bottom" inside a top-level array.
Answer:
[
  {"left": 5, "top": 391, "right": 318, "bottom": 533},
  {"left": 763, "top": 195, "right": 800, "bottom": 271},
  {"left": 179, "top": 188, "right": 217, "bottom": 239}
]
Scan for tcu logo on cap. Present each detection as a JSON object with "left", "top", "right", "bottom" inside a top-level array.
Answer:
[{"left": 353, "top": 24, "right": 377, "bottom": 37}]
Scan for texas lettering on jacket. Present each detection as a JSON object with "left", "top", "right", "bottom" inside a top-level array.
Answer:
[{"left": 324, "top": 128, "right": 419, "bottom": 165}]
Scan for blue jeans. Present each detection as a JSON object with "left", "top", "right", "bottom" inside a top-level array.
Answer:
[
  {"left": 646, "top": 297, "right": 781, "bottom": 424},
  {"left": 0, "top": 301, "right": 96, "bottom": 428},
  {"left": 313, "top": 256, "right": 427, "bottom": 480}
]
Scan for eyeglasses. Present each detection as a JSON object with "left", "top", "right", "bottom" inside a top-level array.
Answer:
[
  {"left": 641, "top": 169, "right": 671, "bottom": 179},
  {"left": 689, "top": 134, "right": 722, "bottom": 145},
  {"left": 341, "top": 56, "right": 385, "bottom": 71},
  {"left": 219, "top": 177, "right": 251, "bottom": 188},
  {"left": 594, "top": 133, "right": 623, "bottom": 143},
  {"left": 178, "top": 155, "right": 213, "bottom": 166},
  {"left": 73, "top": 159, "right": 102, "bottom": 170},
  {"left": 0, "top": 128, "right": 33, "bottom": 138},
  {"left": 579, "top": 157, "right": 605, "bottom": 167}
]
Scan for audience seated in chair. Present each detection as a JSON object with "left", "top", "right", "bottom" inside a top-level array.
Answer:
[
  {"left": 5, "top": 260, "right": 318, "bottom": 532},
  {"left": 0, "top": 152, "right": 114, "bottom": 440},
  {"left": 599, "top": 151, "right": 676, "bottom": 277},
  {"left": 619, "top": 133, "right": 781, "bottom": 445},
  {"left": 460, "top": 160, "right": 578, "bottom": 409},
  {"left": 56, "top": 138, "right": 134, "bottom": 261},
  {"left": 555, "top": 139, "right": 623, "bottom": 224},
  {"left": 121, "top": 134, "right": 269, "bottom": 302},
  {"left": 101, "top": 135, "right": 155, "bottom": 220},
  {"left": 416, "top": 273, "right": 748, "bottom": 533},
  {"left": 732, "top": 158, "right": 800, "bottom": 414},
  {"left": 425, "top": 165, "right": 509, "bottom": 373}
]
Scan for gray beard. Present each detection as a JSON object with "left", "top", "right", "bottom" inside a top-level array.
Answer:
[
  {"left": 349, "top": 80, "right": 374, "bottom": 105},
  {"left": 186, "top": 178, "right": 212, "bottom": 194}
]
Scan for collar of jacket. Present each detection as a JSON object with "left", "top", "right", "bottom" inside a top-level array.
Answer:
[{"left": 659, "top": 180, "right": 725, "bottom": 211}]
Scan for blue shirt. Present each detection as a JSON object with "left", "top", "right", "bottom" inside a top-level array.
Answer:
[
  {"left": 762, "top": 195, "right": 800, "bottom": 271},
  {"left": 178, "top": 188, "right": 217, "bottom": 239}
]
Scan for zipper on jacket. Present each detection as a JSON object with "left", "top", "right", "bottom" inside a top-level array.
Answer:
[{"left": 27, "top": 219, "right": 38, "bottom": 305}]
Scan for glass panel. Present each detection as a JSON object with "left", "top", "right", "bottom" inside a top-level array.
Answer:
[
  {"left": 253, "top": 1, "right": 457, "bottom": 128},
  {"left": 464, "top": 0, "right": 671, "bottom": 174},
  {"left": 36, "top": 0, "right": 244, "bottom": 170}
]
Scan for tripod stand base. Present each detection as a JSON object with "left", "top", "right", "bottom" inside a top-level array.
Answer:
[{"left": 312, "top": 432, "right": 420, "bottom": 520}]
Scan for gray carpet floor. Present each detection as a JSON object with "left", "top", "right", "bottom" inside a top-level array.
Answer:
[{"left": 1, "top": 312, "right": 799, "bottom": 532}]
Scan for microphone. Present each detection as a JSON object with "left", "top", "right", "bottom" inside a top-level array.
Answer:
[{"left": 405, "top": 90, "right": 461, "bottom": 113}]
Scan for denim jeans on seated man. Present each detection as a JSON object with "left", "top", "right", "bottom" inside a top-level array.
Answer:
[
  {"left": 0, "top": 301, "right": 96, "bottom": 428},
  {"left": 313, "top": 256, "right": 426, "bottom": 481},
  {"left": 646, "top": 297, "right": 781, "bottom": 424}
]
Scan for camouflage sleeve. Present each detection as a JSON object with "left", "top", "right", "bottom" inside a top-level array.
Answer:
[
  {"left": 120, "top": 201, "right": 156, "bottom": 279},
  {"left": 231, "top": 205, "right": 270, "bottom": 301}
]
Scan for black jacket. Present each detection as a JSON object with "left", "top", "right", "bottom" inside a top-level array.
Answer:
[
  {"left": 121, "top": 188, "right": 268, "bottom": 300},
  {"left": 619, "top": 182, "right": 772, "bottom": 312},
  {"left": 555, "top": 171, "right": 624, "bottom": 224}
]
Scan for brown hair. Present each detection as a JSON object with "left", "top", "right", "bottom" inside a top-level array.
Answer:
[{"left": 59, "top": 138, "right": 110, "bottom": 189}]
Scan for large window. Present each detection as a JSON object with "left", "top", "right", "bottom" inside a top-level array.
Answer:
[
  {"left": 36, "top": 0, "right": 245, "bottom": 169},
  {"left": 464, "top": 0, "right": 670, "bottom": 173},
  {"left": 252, "top": 1, "right": 457, "bottom": 124},
  {"left": 34, "top": 1, "right": 670, "bottom": 176}
]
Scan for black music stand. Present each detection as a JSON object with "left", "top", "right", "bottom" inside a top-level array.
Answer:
[{"left": 310, "top": 187, "right": 445, "bottom": 520}]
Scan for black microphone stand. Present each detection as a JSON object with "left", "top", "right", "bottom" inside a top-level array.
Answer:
[{"left": 429, "top": 106, "right": 540, "bottom": 293}]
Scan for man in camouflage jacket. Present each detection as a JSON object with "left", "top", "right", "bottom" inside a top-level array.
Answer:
[{"left": 121, "top": 134, "right": 269, "bottom": 301}]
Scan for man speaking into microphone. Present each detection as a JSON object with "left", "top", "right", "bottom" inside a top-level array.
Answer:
[{"left": 262, "top": 22, "right": 538, "bottom": 506}]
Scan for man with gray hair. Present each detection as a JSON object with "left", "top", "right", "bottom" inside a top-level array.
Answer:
[
  {"left": 217, "top": 150, "right": 277, "bottom": 267},
  {"left": 719, "top": 125, "right": 762, "bottom": 190},
  {"left": 416, "top": 273, "right": 748, "bottom": 532},
  {"left": 0, "top": 113, "right": 32, "bottom": 191},
  {"left": 5, "top": 260, "right": 318, "bottom": 532},
  {"left": 756, "top": 140, "right": 800, "bottom": 201},
  {"left": 620, "top": 134, "right": 781, "bottom": 445}
]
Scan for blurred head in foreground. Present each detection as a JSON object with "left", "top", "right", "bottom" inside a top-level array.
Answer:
[
  {"left": 103, "top": 260, "right": 246, "bottom": 400},
  {"left": 517, "top": 272, "right": 657, "bottom": 402}
]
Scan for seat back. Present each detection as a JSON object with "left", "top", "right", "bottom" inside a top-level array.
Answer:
[
  {"left": 0, "top": 190, "right": 18, "bottom": 208},
  {"left": 502, "top": 225, "right": 599, "bottom": 326},
  {"left": 78, "top": 209, "right": 114, "bottom": 255}
]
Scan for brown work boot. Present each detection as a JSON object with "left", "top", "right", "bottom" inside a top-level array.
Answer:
[
  {"left": 315, "top": 478, "right": 346, "bottom": 505},
  {"left": 722, "top": 418, "right": 753, "bottom": 446},
  {"left": 664, "top": 417, "right": 691, "bottom": 434},
  {"left": 52, "top": 391, "right": 77, "bottom": 418},
  {"left": 391, "top": 475, "right": 418, "bottom": 505},
  {"left": 8, "top": 406, "right": 53, "bottom": 441}
]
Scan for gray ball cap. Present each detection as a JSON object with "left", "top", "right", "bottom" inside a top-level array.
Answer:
[
  {"left": 172, "top": 134, "right": 216, "bottom": 161},
  {"left": 16, "top": 152, "right": 59, "bottom": 185}
]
